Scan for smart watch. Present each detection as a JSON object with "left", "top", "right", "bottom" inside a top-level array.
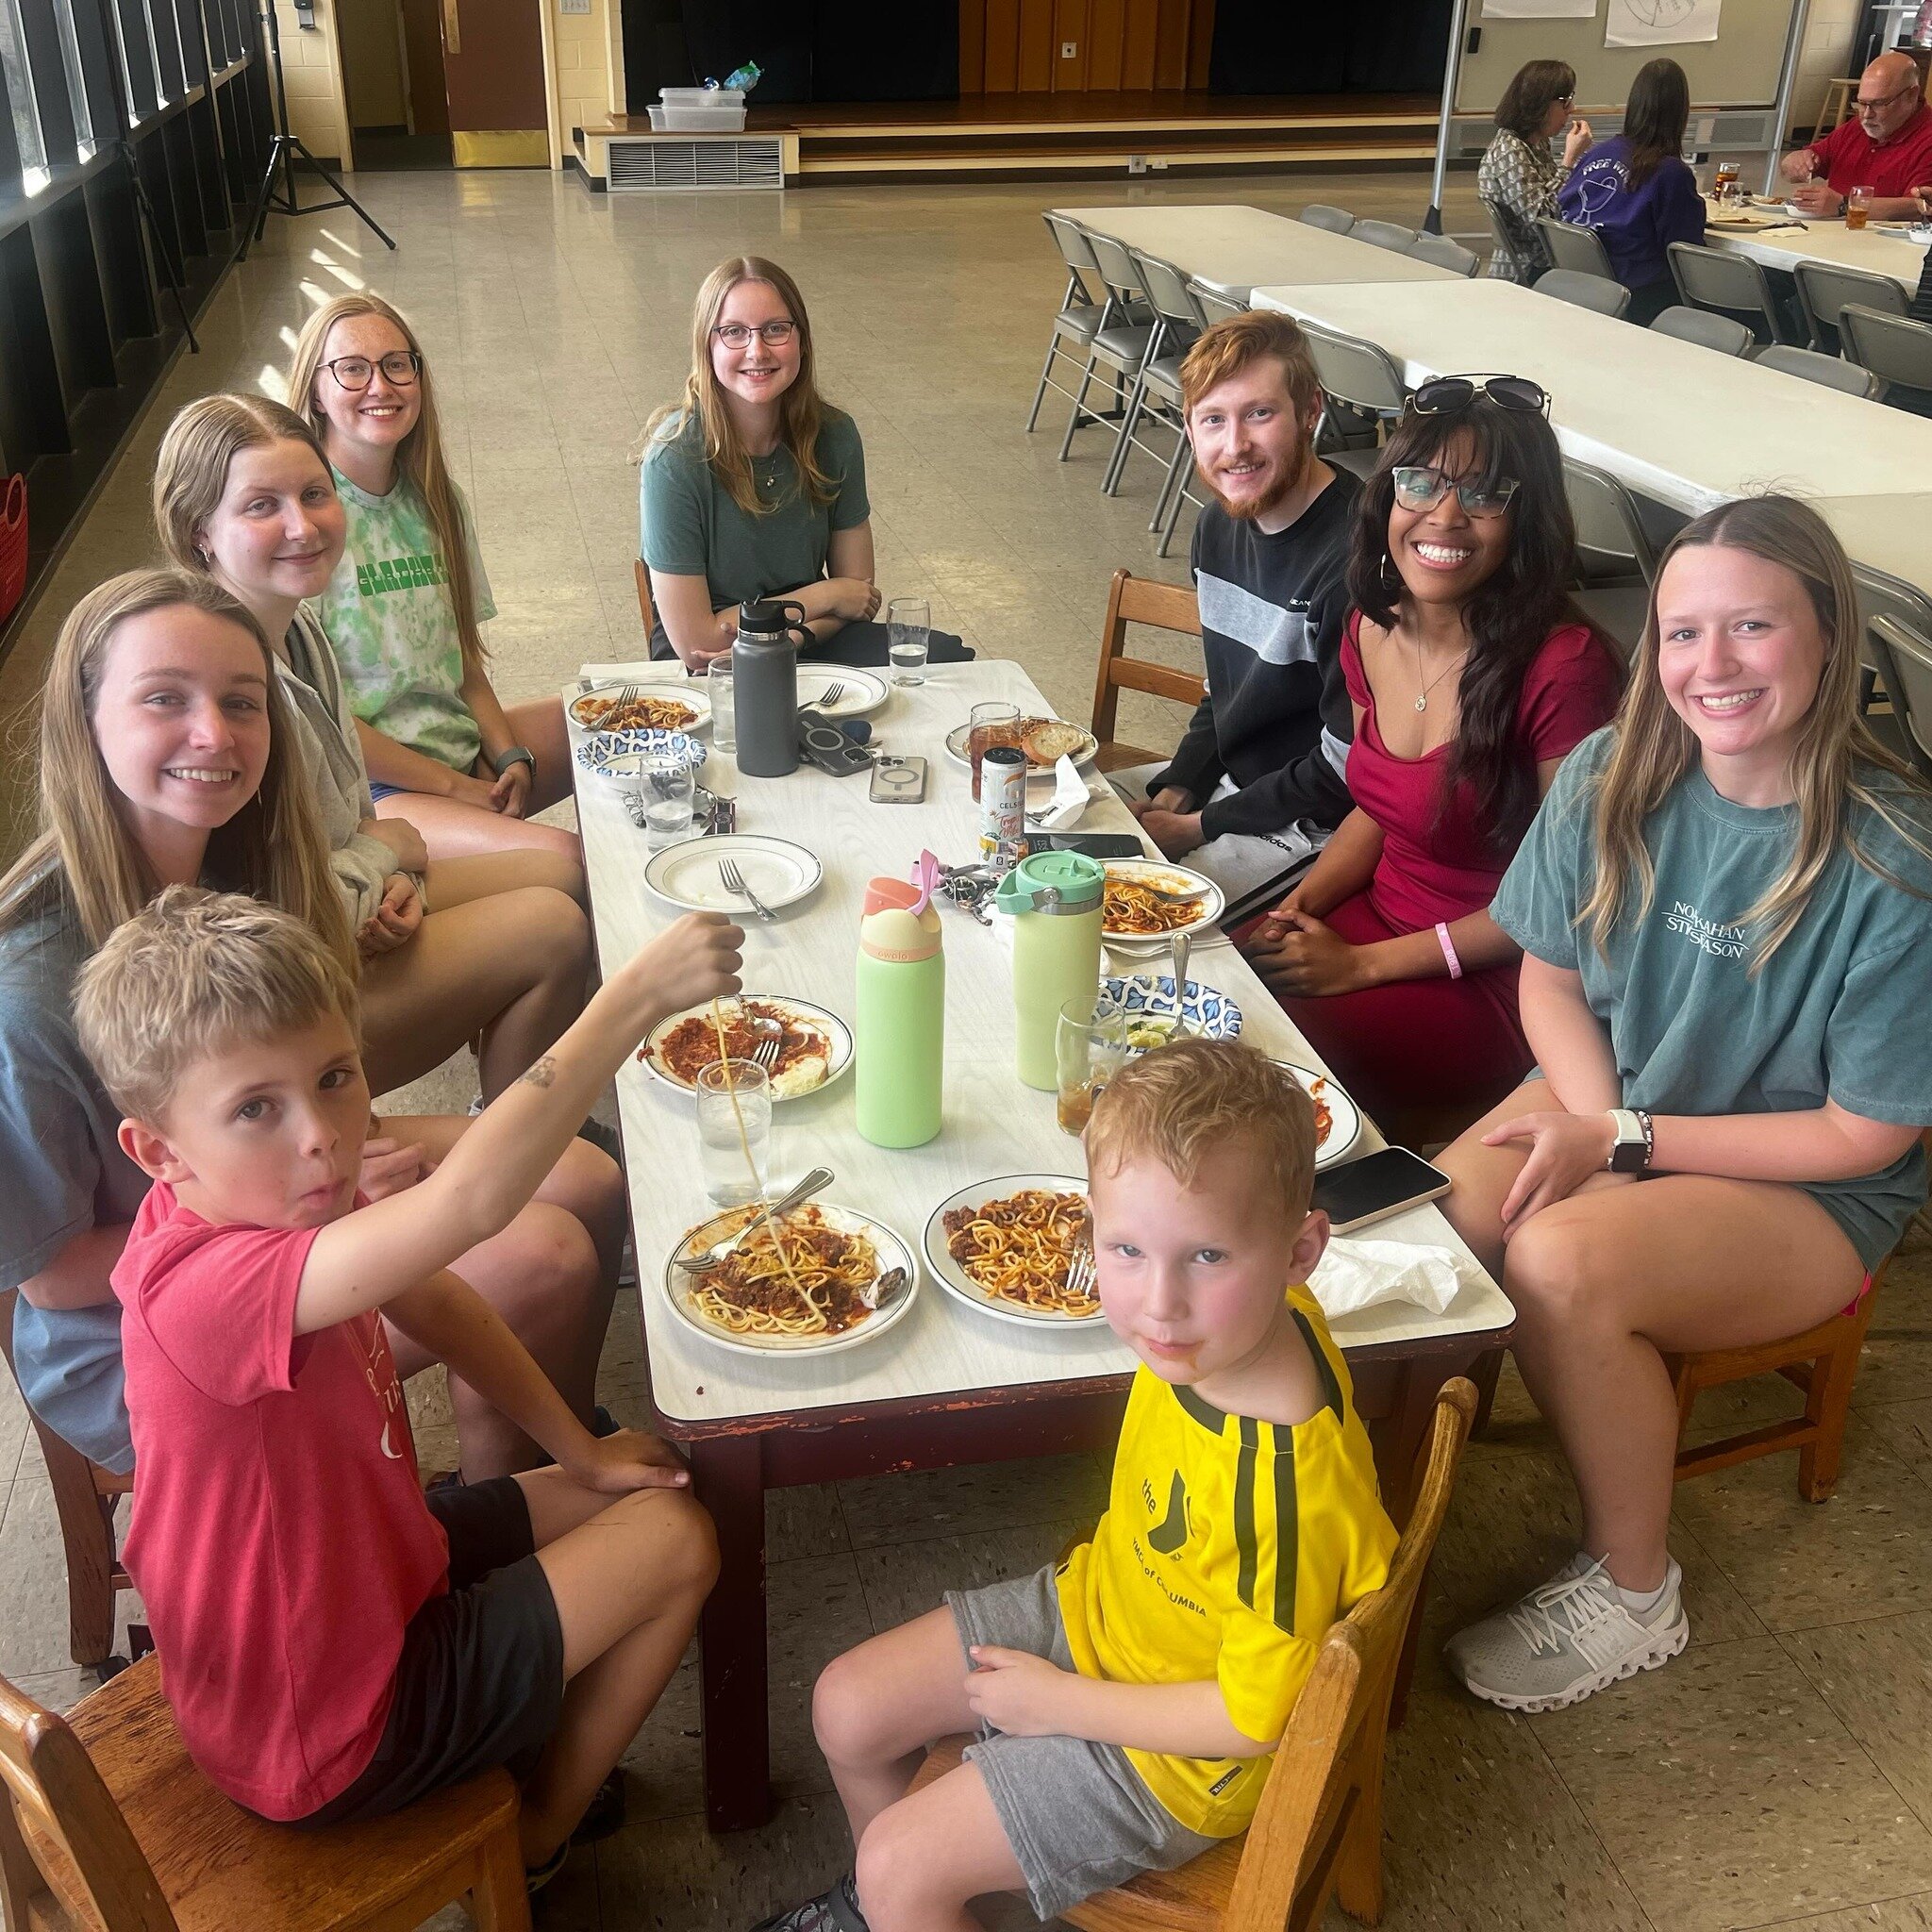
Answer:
[
  {"left": 1606, "top": 1108, "right": 1654, "bottom": 1174},
  {"left": 491, "top": 745, "right": 536, "bottom": 777}
]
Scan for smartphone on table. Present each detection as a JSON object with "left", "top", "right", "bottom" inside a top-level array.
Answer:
[{"left": 1310, "top": 1147, "right": 1452, "bottom": 1235}]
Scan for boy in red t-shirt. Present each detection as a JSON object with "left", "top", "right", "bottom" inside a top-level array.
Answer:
[{"left": 75, "top": 887, "right": 743, "bottom": 1885}]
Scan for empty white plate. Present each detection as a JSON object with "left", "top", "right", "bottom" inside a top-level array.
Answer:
[
  {"left": 796, "top": 665, "right": 888, "bottom": 716},
  {"left": 642, "top": 835, "right": 823, "bottom": 915}
]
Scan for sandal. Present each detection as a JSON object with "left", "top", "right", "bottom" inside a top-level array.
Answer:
[{"left": 750, "top": 1871, "right": 869, "bottom": 1932}]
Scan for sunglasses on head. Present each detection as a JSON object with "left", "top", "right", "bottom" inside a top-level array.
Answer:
[{"left": 1407, "top": 375, "right": 1550, "bottom": 419}]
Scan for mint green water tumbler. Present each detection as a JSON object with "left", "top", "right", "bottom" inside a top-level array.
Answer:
[
  {"left": 994, "top": 849, "right": 1106, "bottom": 1091},
  {"left": 855, "top": 857, "right": 945, "bottom": 1148}
]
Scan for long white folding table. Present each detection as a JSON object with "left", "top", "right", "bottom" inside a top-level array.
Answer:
[
  {"left": 1053, "top": 203, "right": 1460, "bottom": 297},
  {"left": 1254, "top": 275, "right": 1932, "bottom": 515},
  {"left": 1704, "top": 202, "right": 1930, "bottom": 294},
  {"left": 571, "top": 658, "right": 1512, "bottom": 1831}
]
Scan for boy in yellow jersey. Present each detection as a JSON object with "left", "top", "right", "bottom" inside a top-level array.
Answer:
[{"left": 754, "top": 1039, "right": 1397, "bottom": 1932}]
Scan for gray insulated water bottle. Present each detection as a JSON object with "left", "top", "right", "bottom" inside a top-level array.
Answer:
[{"left": 731, "top": 598, "right": 809, "bottom": 777}]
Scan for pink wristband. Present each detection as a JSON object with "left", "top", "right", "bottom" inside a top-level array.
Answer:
[{"left": 1435, "top": 921, "right": 1463, "bottom": 980}]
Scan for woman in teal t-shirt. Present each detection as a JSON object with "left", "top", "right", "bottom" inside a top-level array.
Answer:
[
  {"left": 638, "top": 255, "right": 879, "bottom": 667},
  {"left": 1436, "top": 495, "right": 1932, "bottom": 1714}
]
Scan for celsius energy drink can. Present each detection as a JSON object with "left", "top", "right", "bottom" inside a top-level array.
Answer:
[{"left": 979, "top": 745, "right": 1028, "bottom": 862}]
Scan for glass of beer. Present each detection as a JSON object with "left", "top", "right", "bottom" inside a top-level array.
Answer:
[
  {"left": 967, "top": 700, "right": 1019, "bottom": 803},
  {"left": 1057, "top": 994, "right": 1127, "bottom": 1136},
  {"left": 1847, "top": 184, "right": 1874, "bottom": 229}
]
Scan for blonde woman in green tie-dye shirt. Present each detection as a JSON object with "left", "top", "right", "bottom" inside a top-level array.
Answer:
[{"left": 289, "top": 294, "right": 578, "bottom": 867}]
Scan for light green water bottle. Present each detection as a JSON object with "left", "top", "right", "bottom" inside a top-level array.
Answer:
[
  {"left": 855, "top": 854, "right": 945, "bottom": 1148},
  {"left": 994, "top": 849, "right": 1106, "bottom": 1091}
]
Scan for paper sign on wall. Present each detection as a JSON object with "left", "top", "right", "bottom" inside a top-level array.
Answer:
[
  {"left": 1481, "top": 0, "right": 1596, "bottom": 18},
  {"left": 1605, "top": 0, "right": 1721, "bottom": 46}
]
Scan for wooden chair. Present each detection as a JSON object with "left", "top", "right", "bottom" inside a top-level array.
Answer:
[
  {"left": 0, "top": 1291, "right": 138, "bottom": 1674},
  {"left": 633, "top": 557, "right": 656, "bottom": 642},
  {"left": 1665, "top": 1262, "right": 1888, "bottom": 1501},
  {"left": 0, "top": 1657, "right": 531, "bottom": 1931},
  {"left": 1089, "top": 568, "right": 1205, "bottom": 774},
  {"left": 912, "top": 1379, "right": 1478, "bottom": 1932}
]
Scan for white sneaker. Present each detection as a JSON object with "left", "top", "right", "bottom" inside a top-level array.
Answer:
[{"left": 1444, "top": 1555, "right": 1687, "bottom": 1712}]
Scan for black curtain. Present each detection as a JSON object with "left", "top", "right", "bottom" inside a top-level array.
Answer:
[
  {"left": 1208, "top": 0, "right": 1448, "bottom": 94},
  {"left": 811, "top": 0, "right": 958, "bottom": 100},
  {"left": 646, "top": 0, "right": 958, "bottom": 105}
]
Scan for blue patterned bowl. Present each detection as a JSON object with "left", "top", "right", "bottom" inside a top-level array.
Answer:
[
  {"left": 575, "top": 728, "right": 707, "bottom": 785},
  {"left": 1102, "top": 975, "right": 1243, "bottom": 1052}
]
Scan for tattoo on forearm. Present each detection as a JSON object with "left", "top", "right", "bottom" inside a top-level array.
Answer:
[{"left": 519, "top": 1056, "right": 558, "bottom": 1089}]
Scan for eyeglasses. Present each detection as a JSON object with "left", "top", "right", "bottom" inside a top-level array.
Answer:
[
  {"left": 1391, "top": 465, "right": 1521, "bottom": 520},
  {"left": 1854, "top": 83, "right": 1916, "bottom": 113},
  {"left": 1408, "top": 374, "right": 1550, "bottom": 418},
  {"left": 323, "top": 351, "right": 422, "bottom": 391},
  {"left": 712, "top": 320, "right": 797, "bottom": 348}
]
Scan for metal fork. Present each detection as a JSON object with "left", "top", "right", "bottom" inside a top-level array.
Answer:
[
  {"left": 751, "top": 1032, "right": 783, "bottom": 1071},
  {"left": 1064, "top": 1239, "right": 1097, "bottom": 1302},
  {"left": 616, "top": 681, "right": 639, "bottom": 711},
  {"left": 817, "top": 681, "right": 846, "bottom": 710},
  {"left": 718, "top": 857, "right": 776, "bottom": 923}
]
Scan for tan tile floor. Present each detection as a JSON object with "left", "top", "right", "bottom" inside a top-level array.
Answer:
[{"left": 2, "top": 162, "right": 1931, "bottom": 1932}]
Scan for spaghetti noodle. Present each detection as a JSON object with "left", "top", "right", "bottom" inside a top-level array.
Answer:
[
  {"left": 685, "top": 1205, "right": 881, "bottom": 1338},
  {"left": 1103, "top": 874, "right": 1204, "bottom": 936},
  {"left": 1308, "top": 1075, "right": 1333, "bottom": 1147},
  {"left": 574, "top": 691, "right": 697, "bottom": 733},
  {"left": 651, "top": 999, "right": 831, "bottom": 1092},
  {"left": 942, "top": 1190, "right": 1096, "bottom": 1317}
]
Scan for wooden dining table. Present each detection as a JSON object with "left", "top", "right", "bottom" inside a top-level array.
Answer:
[{"left": 568, "top": 657, "right": 1515, "bottom": 1833}]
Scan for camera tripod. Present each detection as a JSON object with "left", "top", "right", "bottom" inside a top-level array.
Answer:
[{"left": 236, "top": 0, "right": 396, "bottom": 263}]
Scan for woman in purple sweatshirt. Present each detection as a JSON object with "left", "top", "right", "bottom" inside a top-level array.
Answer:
[{"left": 1558, "top": 59, "right": 1705, "bottom": 325}]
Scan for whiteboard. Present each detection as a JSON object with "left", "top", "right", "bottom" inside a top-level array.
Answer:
[{"left": 1456, "top": 0, "right": 1793, "bottom": 112}]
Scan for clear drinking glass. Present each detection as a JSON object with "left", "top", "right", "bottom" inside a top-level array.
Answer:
[
  {"left": 887, "top": 597, "right": 931, "bottom": 687},
  {"left": 640, "top": 752, "right": 695, "bottom": 849},
  {"left": 708, "top": 658, "right": 736, "bottom": 753},
  {"left": 1847, "top": 184, "right": 1874, "bottom": 229},
  {"left": 1056, "top": 994, "right": 1128, "bottom": 1137},
  {"left": 967, "top": 699, "right": 1019, "bottom": 803},
  {"left": 695, "top": 1058, "right": 772, "bottom": 1207}
]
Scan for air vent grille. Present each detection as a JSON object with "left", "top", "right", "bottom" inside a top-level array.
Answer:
[{"left": 608, "top": 137, "right": 784, "bottom": 191}]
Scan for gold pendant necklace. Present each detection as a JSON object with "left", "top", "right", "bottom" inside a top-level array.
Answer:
[{"left": 1411, "top": 637, "right": 1468, "bottom": 712}]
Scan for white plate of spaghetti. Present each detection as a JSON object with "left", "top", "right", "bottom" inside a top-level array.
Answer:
[
  {"left": 640, "top": 996, "right": 853, "bottom": 1101},
  {"left": 664, "top": 1200, "right": 920, "bottom": 1357},
  {"left": 922, "top": 1174, "right": 1105, "bottom": 1328},
  {"left": 1100, "top": 861, "right": 1223, "bottom": 944},
  {"left": 1271, "top": 1062, "right": 1362, "bottom": 1171}
]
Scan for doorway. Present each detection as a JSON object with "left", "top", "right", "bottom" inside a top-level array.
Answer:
[{"left": 339, "top": 0, "right": 453, "bottom": 166}]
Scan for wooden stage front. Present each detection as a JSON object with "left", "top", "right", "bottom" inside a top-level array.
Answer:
[{"left": 577, "top": 90, "right": 1439, "bottom": 187}]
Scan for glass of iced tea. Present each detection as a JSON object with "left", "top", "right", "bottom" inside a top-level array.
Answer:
[
  {"left": 1057, "top": 994, "right": 1127, "bottom": 1136},
  {"left": 968, "top": 700, "right": 1020, "bottom": 803},
  {"left": 1847, "top": 185, "right": 1874, "bottom": 230}
]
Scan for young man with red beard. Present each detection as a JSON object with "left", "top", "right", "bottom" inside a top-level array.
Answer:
[{"left": 1124, "top": 312, "right": 1359, "bottom": 922}]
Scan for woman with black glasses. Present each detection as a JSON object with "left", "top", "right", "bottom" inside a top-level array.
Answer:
[
  {"left": 1242, "top": 378, "right": 1622, "bottom": 1133},
  {"left": 1478, "top": 59, "right": 1592, "bottom": 283},
  {"left": 639, "top": 257, "right": 881, "bottom": 668}
]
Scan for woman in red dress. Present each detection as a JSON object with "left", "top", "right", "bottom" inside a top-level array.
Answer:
[{"left": 1242, "top": 376, "right": 1622, "bottom": 1130}]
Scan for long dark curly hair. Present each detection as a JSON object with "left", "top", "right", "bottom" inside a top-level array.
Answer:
[{"left": 1347, "top": 396, "right": 1593, "bottom": 848}]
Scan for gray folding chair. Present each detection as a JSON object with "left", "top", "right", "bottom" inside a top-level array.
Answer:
[
  {"left": 1755, "top": 342, "right": 1882, "bottom": 397},
  {"left": 1191, "top": 283, "right": 1247, "bottom": 325},
  {"left": 1300, "top": 203, "right": 1356, "bottom": 234},
  {"left": 1481, "top": 195, "right": 1545, "bottom": 284},
  {"left": 1840, "top": 303, "right": 1932, "bottom": 408},
  {"left": 1301, "top": 321, "right": 1409, "bottom": 477},
  {"left": 1562, "top": 458, "right": 1656, "bottom": 663},
  {"left": 1353, "top": 218, "right": 1419, "bottom": 252},
  {"left": 1103, "top": 251, "right": 1204, "bottom": 508},
  {"left": 1026, "top": 212, "right": 1110, "bottom": 433},
  {"left": 1408, "top": 231, "right": 1479, "bottom": 276},
  {"left": 1537, "top": 216, "right": 1616, "bottom": 280},
  {"left": 1792, "top": 258, "right": 1907, "bottom": 355},
  {"left": 1536, "top": 268, "right": 1632, "bottom": 319},
  {"left": 1058, "top": 227, "right": 1160, "bottom": 468},
  {"left": 1869, "top": 611, "right": 1932, "bottom": 778},
  {"left": 1649, "top": 305, "right": 1754, "bottom": 356},
  {"left": 1668, "top": 242, "right": 1790, "bottom": 344},
  {"left": 1853, "top": 560, "right": 1932, "bottom": 714}
]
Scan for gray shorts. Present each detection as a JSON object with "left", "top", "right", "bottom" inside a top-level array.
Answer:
[{"left": 944, "top": 1567, "right": 1219, "bottom": 1921}]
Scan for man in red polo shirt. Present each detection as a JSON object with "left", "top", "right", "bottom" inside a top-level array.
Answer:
[{"left": 1779, "top": 51, "right": 1932, "bottom": 219}]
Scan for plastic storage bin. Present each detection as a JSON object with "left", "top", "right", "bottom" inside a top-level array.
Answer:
[{"left": 650, "top": 88, "right": 747, "bottom": 132}]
